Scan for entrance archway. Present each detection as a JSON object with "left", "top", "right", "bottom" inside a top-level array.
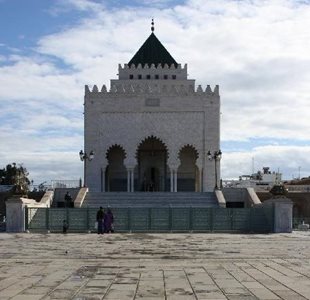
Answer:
[
  {"left": 105, "top": 145, "right": 127, "bottom": 191},
  {"left": 135, "top": 136, "right": 168, "bottom": 192},
  {"left": 177, "top": 145, "right": 199, "bottom": 192}
]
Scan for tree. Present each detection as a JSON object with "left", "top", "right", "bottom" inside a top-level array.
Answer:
[{"left": 0, "top": 163, "right": 31, "bottom": 194}]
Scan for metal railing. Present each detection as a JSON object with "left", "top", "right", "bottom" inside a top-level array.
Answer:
[
  {"left": 26, "top": 206, "right": 274, "bottom": 233},
  {"left": 285, "top": 185, "right": 310, "bottom": 192},
  {"left": 51, "top": 180, "right": 82, "bottom": 189}
]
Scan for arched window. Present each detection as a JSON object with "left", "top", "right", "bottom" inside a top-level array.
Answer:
[{"left": 105, "top": 145, "right": 127, "bottom": 191}]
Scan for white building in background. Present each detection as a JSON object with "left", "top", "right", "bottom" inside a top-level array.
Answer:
[
  {"left": 223, "top": 167, "right": 282, "bottom": 191},
  {"left": 83, "top": 22, "right": 221, "bottom": 193}
]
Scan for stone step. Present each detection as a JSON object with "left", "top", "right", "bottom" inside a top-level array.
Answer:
[
  {"left": 86, "top": 192, "right": 215, "bottom": 198},
  {"left": 82, "top": 192, "right": 218, "bottom": 208}
]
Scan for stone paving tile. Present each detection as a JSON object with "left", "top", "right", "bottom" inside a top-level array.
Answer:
[
  {"left": 226, "top": 296, "right": 257, "bottom": 300},
  {"left": 73, "top": 295, "right": 103, "bottom": 300},
  {"left": 48, "top": 288, "right": 78, "bottom": 299},
  {"left": 10, "top": 295, "right": 45, "bottom": 300},
  {"left": 0, "top": 277, "right": 22, "bottom": 291},
  {"left": 74, "top": 286, "right": 108, "bottom": 299},
  {"left": 22, "top": 286, "right": 53, "bottom": 295},
  {"left": 273, "top": 290, "right": 308, "bottom": 300},
  {"left": 0, "top": 232, "right": 310, "bottom": 299},
  {"left": 0, "top": 275, "right": 43, "bottom": 298},
  {"left": 246, "top": 288, "right": 280, "bottom": 299},
  {"left": 86, "top": 279, "right": 111, "bottom": 287},
  {"left": 195, "top": 291, "right": 227, "bottom": 299},
  {"left": 104, "top": 288, "right": 136, "bottom": 299},
  {"left": 135, "top": 288, "right": 165, "bottom": 298}
]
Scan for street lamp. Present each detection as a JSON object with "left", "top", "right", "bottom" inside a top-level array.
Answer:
[
  {"left": 79, "top": 150, "right": 95, "bottom": 187},
  {"left": 207, "top": 149, "right": 222, "bottom": 189}
]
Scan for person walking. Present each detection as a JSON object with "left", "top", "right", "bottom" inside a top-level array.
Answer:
[
  {"left": 96, "top": 207, "right": 104, "bottom": 234},
  {"left": 64, "top": 191, "right": 73, "bottom": 208},
  {"left": 104, "top": 208, "right": 114, "bottom": 233}
]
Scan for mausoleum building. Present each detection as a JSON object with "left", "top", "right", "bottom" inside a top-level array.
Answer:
[{"left": 84, "top": 24, "right": 221, "bottom": 193}]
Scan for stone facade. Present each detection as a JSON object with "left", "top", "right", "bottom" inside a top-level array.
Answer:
[{"left": 84, "top": 35, "right": 221, "bottom": 192}]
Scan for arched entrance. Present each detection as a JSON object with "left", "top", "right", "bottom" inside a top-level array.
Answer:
[
  {"left": 135, "top": 136, "right": 168, "bottom": 192},
  {"left": 177, "top": 145, "right": 199, "bottom": 192},
  {"left": 105, "top": 145, "right": 127, "bottom": 191}
]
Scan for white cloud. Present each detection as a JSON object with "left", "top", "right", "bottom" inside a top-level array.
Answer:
[
  {"left": 1, "top": 0, "right": 310, "bottom": 183},
  {"left": 222, "top": 145, "right": 310, "bottom": 180},
  {"left": 48, "top": 0, "right": 104, "bottom": 16}
]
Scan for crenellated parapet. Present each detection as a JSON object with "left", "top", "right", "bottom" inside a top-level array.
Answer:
[
  {"left": 120, "top": 63, "right": 186, "bottom": 70},
  {"left": 118, "top": 63, "right": 188, "bottom": 80},
  {"left": 85, "top": 84, "right": 219, "bottom": 96}
]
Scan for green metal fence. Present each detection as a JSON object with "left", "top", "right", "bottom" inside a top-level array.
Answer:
[{"left": 26, "top": 206, "right": 274, "bottom": 233}]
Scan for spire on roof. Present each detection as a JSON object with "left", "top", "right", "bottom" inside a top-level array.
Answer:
[{"left": 128, "top": 20, "right": 178, "bottom": 67}]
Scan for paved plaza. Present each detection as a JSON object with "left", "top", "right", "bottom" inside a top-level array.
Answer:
[{"left": 0, "top": 232, "right": 310, "bottom": 300}]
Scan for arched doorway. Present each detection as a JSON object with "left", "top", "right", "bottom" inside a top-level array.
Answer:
[
  {"left": 177, "top": 145, "right": 199, "bottom": 192},
  {"left": 135, "top": 136, "right": 168, "bottom": 192},
  {"left": 105, "top": 145, "right": 127, "bottom": 191}
]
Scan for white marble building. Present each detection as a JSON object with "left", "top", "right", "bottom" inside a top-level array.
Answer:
[{"left": 84, "top": 24, "right": 221, "bottom": 193}]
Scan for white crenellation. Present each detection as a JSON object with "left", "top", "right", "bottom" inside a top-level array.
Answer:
[
  {"left": 197, "top": 85, "right": 203, "bottom": 93},
  {"left": 206, "top": 85, "right": 212, "bottom": 94},
  {"left": 101, "top": 85, "right": 107, "bottom": 93},
  {"left": 85, "top": 84, "right": 219, "bottom": 96},
  {"left": 118, "top": 63, "right": 187, "bottom": 80}
]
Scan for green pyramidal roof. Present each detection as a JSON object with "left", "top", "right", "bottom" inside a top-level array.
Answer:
[{"left": 128, "top": 33, "right": 178, "bottom": 67}]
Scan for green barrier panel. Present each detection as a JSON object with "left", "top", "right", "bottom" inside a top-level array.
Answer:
[
  {"left": 150, "top": 208, "right": 170, "bottom": 231},
  {"left": 113, "top": 208, "right": 129, "bottom": 232},
  {"left": 26, "top": 206, "right": 275, "bottom": 233},
  {"left": 192, "top": 208, "right": 212, "bottom": 231},
  {"left": 27, "top": 208, "right": 47, "bottom": 230},
  {"left": 49, "top": 209, "right": 66, "bottom": 231},
  {"left": 171, "top": 208, "right": 190, "bottom": 231},
  {"left": 213, "top": 208, "right": 232, "bottom": 231},
  {"left": 231, "top": 208, "right": 249, "bottom": 232},
  {"left": 251, "top": 206, "right": 273, "bottom": 233},
  {"left": 68, "top": 208, "right": 88, "bottom": 231},
  {"left": 130, "top": 208, "right": 150, "bottom": 232}
]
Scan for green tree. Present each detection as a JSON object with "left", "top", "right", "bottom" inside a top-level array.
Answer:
[{"left": 0, "top": 163, "right": 31, "bottom": 194}]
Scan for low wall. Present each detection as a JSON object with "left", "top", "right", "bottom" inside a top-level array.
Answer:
[
  {"left": 6, "top": 196, "right": 51, "bottom": 232},
  {"left": 257, "top": 191, "right": 310, "bottom": 218},
  {"left": 215, "top": 190, "right": 226, "bottom": 208},
  {"left": 262, "top": 197, "right": 293, "bottom": 233},
  {"left": 247, "top": 188, "right": 262, "bottom": 206},
  {"left": 74, "top": 188, "right": 88, "bottom": 208}
]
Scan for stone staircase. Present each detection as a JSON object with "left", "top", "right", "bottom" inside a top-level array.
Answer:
[
  {"left": 52, "top": 188, "right": 80, "bottom": 208},
  {"left": 81, "top": 192, "right": 219, "bottom": 208}
]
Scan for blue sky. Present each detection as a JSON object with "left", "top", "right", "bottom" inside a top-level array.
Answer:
[{"left": 1, "top": 0, "right": 310, "bottom": 185}]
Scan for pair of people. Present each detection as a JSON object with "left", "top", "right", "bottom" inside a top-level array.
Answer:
[{"left": 96, "top": 207, "right": 114, "bottom": 234}]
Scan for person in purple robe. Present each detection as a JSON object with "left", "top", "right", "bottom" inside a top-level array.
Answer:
[
  {"left": 104, "top": 208, "right": 114, "bottom": 233},
  {"left": 96, "top": 207, "right": 104, "bottom": 234}
]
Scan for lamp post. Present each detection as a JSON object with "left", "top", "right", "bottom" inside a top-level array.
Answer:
[
  {"left": 79, "top": 150, "right": 95, "bottom": 187},
  {"left": 207, "top": 149, "right": 222, "bottom": 190}
]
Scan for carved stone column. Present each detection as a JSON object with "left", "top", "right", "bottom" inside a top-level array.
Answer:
[
  {"left": 170, "top": 169, "right": 174, "bottom": 192},
  {"left": 127, "top": 169, "right": 131, "bottom": 192},
  {"left": 101, "top": 166, "right": 106, "bottom": 192},
  {"left": 174, "top": 170, "right": 178, "bottom": 192},
  {"left": 198, "top": 168, "right": 202, "bottom": 192},
  {"left": 130, "top": 169, "right": 134, "bottom": 192}
]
